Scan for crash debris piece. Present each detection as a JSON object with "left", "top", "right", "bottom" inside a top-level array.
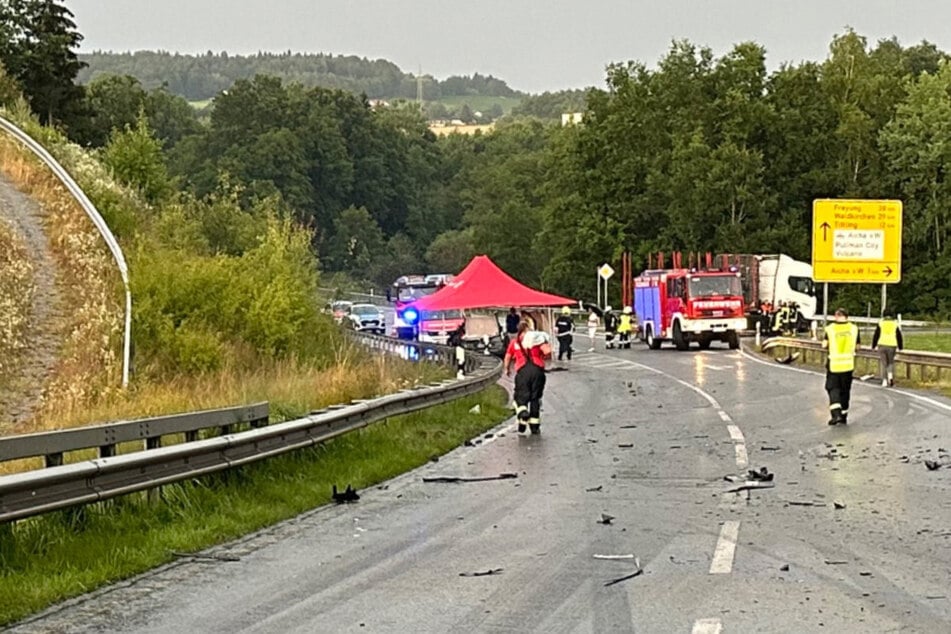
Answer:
[
  {"left": 469, "top": 405, "right": 482, "bottom": 414},
  {"left": 834, "top": 501, "right": 847, "bottom": 510},
  {"left": 585, "top": 485, "right": 604, "bottom": 492},
  {"left": 594, "top": 554, "right": 636, "bottom": 560},
  {"left": 332, "top": 484, "right": 360, "bottom": 503},
  {"left": 597, "top": 513, "right": 615, "bottom": 525},
  {"left": 748, "top": 466, "right": 774, "bottom": 482},
  {"left": 460, "top": 568, "right": 503, "bottom": 577},
  {"left": 423, "top": 473, "right": 518, "bottom": 483},
  {"left": 604, "top": 567, "right": 644, "bottom": 587}
]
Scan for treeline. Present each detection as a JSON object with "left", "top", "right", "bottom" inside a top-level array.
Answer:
[{"left": 78, "top": 51, "right": 523, "bottom": 102}]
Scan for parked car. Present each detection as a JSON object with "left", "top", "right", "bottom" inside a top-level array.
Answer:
[
  {"left": 346, "top": 303, "right": 386, "bottom": 334},
  {"left": 330, "top": 301, "right": 353, "bottom": 323}
]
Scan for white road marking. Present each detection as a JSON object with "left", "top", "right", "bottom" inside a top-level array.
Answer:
[
  {"left": 709, "top": 520, "right": 740, "bottom": 574},
  {"left": 703, "top": 364, "right": 731, "bottom": 371},
  {"left": 734, "top": 443, "right": 749, "bottom": 468},
  {"left": 726, "top": 425, "right": 744, "bottom": 442},
  {"left": 692, "top": 618, "right": 723, "bottom": 634},
  {"left": 718, "top": 410, "right": 732, "bottom": 422}
]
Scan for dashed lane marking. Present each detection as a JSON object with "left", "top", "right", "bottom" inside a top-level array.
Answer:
[
  {"left": 709, "top": 520, "right": 740, "bottom": 574},
  {"left": 692, "top": 618, "right": 723, "bottom": 634}
]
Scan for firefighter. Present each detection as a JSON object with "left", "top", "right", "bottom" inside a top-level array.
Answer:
[
  {"left": 872, "top": 313, "right": 903, "bottom": 387},
  {"left": 772, "top": 301, "right": 787, "bottom": 335},
  {"left": 503, "top": 321, "right": 547, "bottom": 436},
  {"left": 555, "top": 306, "right": 574, "bottom": 363},
  {"left": 618, "top": 306, "right": 634, "bottom": 349},
  {"left": 822, "top": 308, "right": 860, "bottom": 425},
  {"left": 586, "top": 307, "right": 600, "bottom": 352},
  {"left": 603, "top": 306, "right": 618, "bottom": 349}
]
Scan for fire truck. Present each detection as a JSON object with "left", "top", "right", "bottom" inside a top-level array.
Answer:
[
  {"left": 634, "top": 253, "right": 745, "bottom": 351},
  {"left": 389, "top": 275, "right": 454, "bottom": 340}
]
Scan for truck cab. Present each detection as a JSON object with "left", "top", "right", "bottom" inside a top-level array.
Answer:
[{"left": 417, "top": 309, "right": 465, "bottom": 345}]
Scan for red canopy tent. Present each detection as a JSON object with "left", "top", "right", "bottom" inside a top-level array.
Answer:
[{"left": 412, "top": 255, "right": 573, "bottom": 311}]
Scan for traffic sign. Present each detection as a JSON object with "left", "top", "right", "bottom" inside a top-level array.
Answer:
[
  {"left": 598, "top": 263, "right": 615, "bottom": 280},
  {"left": 812, "top": 199, "right": 902, "bottom": 283}
]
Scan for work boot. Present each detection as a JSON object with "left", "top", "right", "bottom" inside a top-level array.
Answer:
[
  {"left": 517, "top": 423, "right": 528, "bottom": 436},
  {"left": 889, "top": 378, "right": 895, "bottom": 387},
  {"left": 529, "top": 423, "right": 541, "bottom": 435},
  {"left": 827, "top": 417, "right": 839, "bottom": 426}
]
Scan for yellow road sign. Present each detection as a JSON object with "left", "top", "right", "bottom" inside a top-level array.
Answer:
[
  {"left": 812, "top": 199, "right": 903, "bottom": 283},
  {"left": 599, "top": 263, "right": 615, "bottom": 280}
]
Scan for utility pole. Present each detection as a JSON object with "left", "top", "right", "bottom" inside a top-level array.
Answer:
[{"left": 417, "top": 65, "right": 423, "bottom": 105}]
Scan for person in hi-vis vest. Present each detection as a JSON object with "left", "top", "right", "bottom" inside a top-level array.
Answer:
[
  {"left": 872, "top": 313, "right": 903, "bottom": 388},
  {"left": 822, "top": 308, "right": 860, "bottom": 426}
]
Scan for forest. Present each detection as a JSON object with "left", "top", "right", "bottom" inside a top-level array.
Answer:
[{"left": 3, "top": 0, "right": 951, "bottom": 318}]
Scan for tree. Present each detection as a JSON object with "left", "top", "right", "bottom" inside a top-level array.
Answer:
[
  {"left": 0, "top": 0, "right": 87, "bottom": 129},
  {"left": 327, "top": 206, "right": 385, "bottom": 278},
  {"left": 101, "top": 112, "right": 172, "bottom": 203},
  {"left": 426, "top": 229, "right": 476, "bottom": 273}
]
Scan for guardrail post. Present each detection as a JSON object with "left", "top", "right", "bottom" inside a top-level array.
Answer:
[
  {"left": 99, "top": 444, "right": 116, "bottom": 458},
  {"left": 44, "top": 452, "right": 64, "bottom": 468},
  {"left": 755, "top": 321, "right": 761, "bottom": 347},
  {"left": 220, "top": 424, "right": 233, "bottom": 436}
]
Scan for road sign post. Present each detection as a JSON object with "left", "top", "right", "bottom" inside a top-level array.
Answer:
[
  {"left": 812, "top": 199, "right": 903, "bottom": 284},
  {"left": 599, "top": 263, "right": 614, "bottom": 310}
]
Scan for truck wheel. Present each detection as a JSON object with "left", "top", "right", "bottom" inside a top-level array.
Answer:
[
  {"left": 646, "top": 326, "right": 661, "bottom": 350},
  {"left": 698, "top": 336, "right": 712, "bottom": 350},
  {"left": 672, "top": 322, "right": 689, "bottom": 351},
  {"left": 727, "top": 331, "right": 740, "bottom": 350}
]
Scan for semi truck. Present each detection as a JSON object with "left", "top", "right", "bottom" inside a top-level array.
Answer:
[
  {"left": 722, "top": 254, "right": 817, "bottom": 331},
  {"left": 634, "top": 254, "right": 745, "bottom": 350}
]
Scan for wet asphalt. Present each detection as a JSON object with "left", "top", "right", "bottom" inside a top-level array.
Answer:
[{"left": 10, "top": 339, "right": 951, "bottom": 633}]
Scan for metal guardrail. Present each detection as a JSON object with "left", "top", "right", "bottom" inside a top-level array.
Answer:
[
  {"left": 0, "top": 333, "right": 502, "bottom": 524},
  {"left": 762, "top": 337, "right": 951, "bottom": 382}
]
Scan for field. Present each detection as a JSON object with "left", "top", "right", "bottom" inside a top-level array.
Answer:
[
  {"left": 434, "top": 94, "right": 522, "bottom": 114},
  {"left": 902, "top": 332, "right": 951, "bottom": 353}
]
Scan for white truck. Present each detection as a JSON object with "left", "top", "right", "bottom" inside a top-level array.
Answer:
[{"left": 732, "top": 254, "right": 817, "bottom": 331}]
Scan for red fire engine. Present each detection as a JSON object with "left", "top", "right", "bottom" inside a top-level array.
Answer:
[{"left": 633, "top": 252, "right": 745, "bottom": 350}]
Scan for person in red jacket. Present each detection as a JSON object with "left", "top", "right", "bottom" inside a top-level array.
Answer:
[{"left": 503, "top": 321, "right": 547, "bottom": 436}]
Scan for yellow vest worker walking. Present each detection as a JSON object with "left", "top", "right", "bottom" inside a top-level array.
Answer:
[
  {"left": 822, "top": 308, "right": 860, "bottom": 425},
  {"left": 872, "top": 314, "right": 903, "bottom": 387}
]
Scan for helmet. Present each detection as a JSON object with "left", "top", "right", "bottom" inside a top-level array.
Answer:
[
  {"left": 623, "top": 306, "right": 632, "bottom": 314},
  {"left": 561, "top": 306, "right": 571, "bottom": 315},
  {"left": 605, "top": 305, "right": 613, "bottom": 312}
]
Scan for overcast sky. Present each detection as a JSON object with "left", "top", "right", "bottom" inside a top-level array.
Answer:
[{"left": 69, "top": 0, "right": 951, "bottom": 93}]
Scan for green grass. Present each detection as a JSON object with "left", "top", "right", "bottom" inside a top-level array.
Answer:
[
  {"left": 0, "top": 386, "right": 511, "bottom": 626},
  {"left": 433, "top": 95, "right": 521, "bottom": 114},
  {"left": 903, "top": 333, "right": 951, "bottom": 353}
]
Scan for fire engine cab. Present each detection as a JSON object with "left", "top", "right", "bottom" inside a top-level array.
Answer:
[{"left": 634, "top": 253, "right": 745, "bottom": 351}]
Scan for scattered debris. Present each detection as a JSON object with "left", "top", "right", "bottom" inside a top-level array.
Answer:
[
  {"left": 464, "top": 439, "right": 476, "bottom": 447},
  {"left": 604, "top": 568, "right": 644, "bottom": 587},
  {"left": 760, "top": 446, "right": 780, "bottom": 452},
  {"left": 429, "top": 455, "right": 440, "bottom": 463},
  {"left": 786, "top": 500, "right": 826, "bottom": 507},
  {"left": 423, "top": 473, "right": 518, "bottom": 483},
  {"left": 727, "top": 482, "right": 775, "bottom": 494},
  {"left": 723, "top": 474, "right": 741, "bottom": 483},
  {"left": 859, "top": 571, "right": 872, "bottom": 577},
  {"left": 748, "top": 467, "right": 774, "bottom": 482},
  {"left": 669, "top": 445, "right": 683, "bottom": 449},
  {"left": 585, "top": 485, "right": 603, "bottom": 493},
  {"left": 469, "top": 404, "right": 482, "bottom": 414},
  {"left": 460, "top": 568, "right": 503, "bottom": 577},
  {"left": 332, "top": 484, "right": 360, "bottom": 503},
  {"left": 925, "top": 595, "right": 947, "bottom": 600},
  {"left": 925, "top": 460, "right": 943, "bottom": 471},
  {"left": 824, "top": 559, "right": 848, "bottom": 565},
  {"left": 618, "top": 443, "right": 634, "bottom": 448},
  {"left": 620, "top": 424, "right": 638, "bottom": 429},
  {"left": 834, "top": 501, "right": 847, "bottom": 510},
  {"left": 857, "top": 373, "right": 876, "bottom": 382},
  {"left": 780, "top": 564, "right": 790, "bottom": 572},
  {"left": 171, "top": 551, "right": 241, "bottom": 562},
  {"left": 598, "top": 513, "right": 615, "bottom": 525},
  {"left": 484, "top": 433, "right": 494, "bottom": 440},
  {"left": 593, "top": 554, "right": 635, "bottom": 560},
  {"left": 587, "top": 438, "right": 599, "bottom": 444},
  {"left": 775, "top": 352, "right": 801, "bottom": 365}
]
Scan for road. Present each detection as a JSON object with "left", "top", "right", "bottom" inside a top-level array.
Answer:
[{"left": 12, "top": 338, "right": 951, "bottom": 633}]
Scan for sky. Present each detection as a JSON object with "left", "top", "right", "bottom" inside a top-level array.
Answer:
[{"left": 68, "top": 0, "right": 951, "bottom": 94}]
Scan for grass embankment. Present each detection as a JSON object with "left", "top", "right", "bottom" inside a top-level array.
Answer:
[
  {"left": 0, "top": 385, "right": 510, "bottom": 626},
  {"left": 0, "top": 223, "right": 33, "bottom": 391},
  {"left": 903, "top": 332, "right": 951, "bottom": 354}
]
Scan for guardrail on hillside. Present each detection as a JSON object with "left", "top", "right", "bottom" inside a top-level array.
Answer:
[
  {"left": 762, "top": 337, "right": 951, "bottom": 383},
  {"left": 0, "top": 333, "right": 502, "bottom": 524}
]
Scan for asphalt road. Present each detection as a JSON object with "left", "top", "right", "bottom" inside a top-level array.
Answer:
[{"left": 13, "top": 337, "right": 951, "bottom": 633}]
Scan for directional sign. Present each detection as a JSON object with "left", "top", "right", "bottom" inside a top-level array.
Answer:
[
  {"left": 599, "top": 263, "right": 615, "bottom": 280},
  {"left": 812, "top": 199, "right": 902, "bottom": 283}
]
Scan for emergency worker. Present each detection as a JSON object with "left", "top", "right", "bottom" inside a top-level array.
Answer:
[
  {"left": 617, "top": 306, "right": 634, "bottom": 349},
  {"left": 872, "top": 313, "right": 903, "bottom": 387},
  {"left": 823, "top": 308, "right": 860, "bottom": 425},
  {"left": 603, "top": 306, "right": 619, "bottom": 349},
  {"left": 772, "top": 302, "right": 788, "bottom": 335},
  {"left": 586, "top": 307, "right": 600, "bottom": 352},
  {"left": 505, "top": 307, "right": 520, "bottom": 338},
  {"left": 555, "top": 306, "right": 574, "bottom": 362},
  {"left": 503, "top": 321, "right": 547, "bottom": 436}
]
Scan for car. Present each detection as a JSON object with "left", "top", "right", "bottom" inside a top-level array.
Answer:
[
  {"left": 330, "top": 301, "right": 353, "bottom": 323},
  {"left": 346, "top": 303, "right": 386, "bottom": 334}
]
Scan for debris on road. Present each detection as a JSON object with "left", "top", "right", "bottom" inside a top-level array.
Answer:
[
  {"left": 618, "top": 443, "right": 634, "bottom": 448},
  {"left": 585, "top": 485, "right": 603, "bottom": 492},
  {"left": 724, "top": 474, "right": 741, "bottom": 483},
  {"left": 774, "top": 352, "right": 801, "bottom": 365},
  {"left": 332, "top": 484, "right": 360, "bottom": 503},
  {"left": 780, "top": 564, "right": 790, "bottom": 572},
  {"left": 786, "top": 500, "right": 826, "bottom": 507},
  {"left": 925, "top": 460, "right": 943, "bottom": 471},
  {"left": 726, "top": 482, "right": 775, "bottom": 494},
  {"left": 587, "top": 438, "right": 599, "bottom": 443},
  {"left": 604, "top": 567, "right": 644, "bottom": 587},
  {"left": 620, "top": 424, "right": 638, "bottom": 429},
  {"left": 834, "top": 501, "right": 847, "bottom": 510},
  {"left": 760, "top": 446, "right": 780, "bottom": 451},
  {"left": 460, "top": 568, "right": 503, "bottom": 577},
  {"left": 423, "top": 473, "right": 518, "bottom": 483},
  {"left": 824, "top": 559, "right": 848, "bottom": 565},
  {"left": 597, "top": 513, "right": 615, "bottom": 525},
  {"left": 593, "top": 554, "right": 636, "bottom": 560},
  {"left": 469, "top": 404, "right": 482, "bottom": 414},
  {"left": 859, "top": 571, "right": 872, "bottom": 577},
  {"left": 748, "top": 467, "right": 774, "bottom": 482},
  {"left": 857, "top": 373, "right": 876, "bottom": 381}
]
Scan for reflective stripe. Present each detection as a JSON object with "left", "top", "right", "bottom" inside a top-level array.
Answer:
[
  {"left": 879, "top": 320, "right": 898, "bottom": 347},
  {"left": 825, "top": 322, "right": 858, "bottom": 372}
]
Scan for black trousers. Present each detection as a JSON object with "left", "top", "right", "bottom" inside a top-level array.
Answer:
[
  {"left": 514, "top": 363, "right": 546, "bottom": 421},
  {"left": 557, "top": 333, "right": 573, "bottom": 360},
  {"left": 825, "top": 370, "right": 853, "bottom": 417}
]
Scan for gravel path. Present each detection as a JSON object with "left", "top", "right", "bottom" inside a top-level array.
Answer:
[{"left": 0, "top": 172, "right": 63, "bottom": 429}]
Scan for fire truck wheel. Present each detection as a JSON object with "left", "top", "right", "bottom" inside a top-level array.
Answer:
[
  {"left": 697, "top": 336, "right": 712, "bottom": 350},
  {"left": 727, "top": 331, "right": 740, "bottom": 350},
  {"left": 672, "top": 322, "right": 689, "bottom": 351},
  {"left": 646, "top": 326, "right": 662, "bottom": 350}
]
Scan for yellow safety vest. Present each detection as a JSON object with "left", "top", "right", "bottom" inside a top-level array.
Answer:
[
  {"left": 878, "top": 319, "right": 898, "bottom": 347},
  {"left": 618, "top": 314, "right": 633, "bottom": 333},
  {"left": 825, "top": 322, "right": 858, "bottom": 373}
]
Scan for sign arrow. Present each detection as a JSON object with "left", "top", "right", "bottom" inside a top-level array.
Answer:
[
  {"left": 883, "top": 266, "right": 893, "bottom": 276},
  {"left": 820, "top": 222, "right": 831, "bottom": 242}
]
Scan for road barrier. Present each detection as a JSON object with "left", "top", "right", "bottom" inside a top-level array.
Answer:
[
  {"left": 0, "top": 333, "right": 501, "bottom": 524},
  {"left": 761, "top": 337, "right": 951, "bottom": 383}
]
